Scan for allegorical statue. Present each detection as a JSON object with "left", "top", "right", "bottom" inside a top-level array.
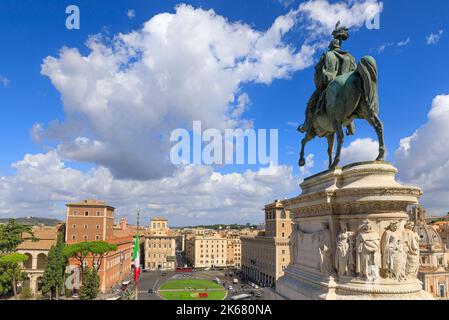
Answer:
[
  {"left": 335, "top": 222, "right": 351, "bottom": 277},
  {"left": 356, "top": 220, "right": 381, "bottom": 281},
  {"left": 297, "top": 21, "right": 386, "bottom": 169},
  {"left": 402, "top": 221, "right": 420, "bottom": 278},
  {"left": 318, "top": 227, "right": 333, "bottom": 276},
  {"left": 380, "top": 221, "right": 407, "bottom": 281}
]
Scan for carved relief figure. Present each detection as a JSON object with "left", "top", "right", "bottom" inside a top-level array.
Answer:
[
  {"left": 335, "top": 222, "right": 350, "bottom": 277},
  {"left": 347, "top": 233, "right": 356, "bottom": 275},
  {"left": 402, "top": 221, "right": 420, "bottom": 278},
  {"left": 318, "top": 226, "right": 333, "bottom": 276},
  {"left": 356, "top": 220, "right": 381, "bottom": 281},
  {"left": 381, "top": 221, "right": 407, "bottom": 281}
]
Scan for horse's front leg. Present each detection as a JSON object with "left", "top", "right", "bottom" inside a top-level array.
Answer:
[
  {"left": 299, "top": 133, "right": 314, "bottom": 167},
  {"left": 374, "top": 115, "right": 386, "bottom": 161},
  {"left": 331, "top": 122, "right": 344, "bottom": 168},
  {"left": 327, "top": 134, "right": 335, "bottom": 169}
]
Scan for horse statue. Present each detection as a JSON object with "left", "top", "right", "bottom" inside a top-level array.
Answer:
[{"left": 298, "top": 55, "right": 386, "bottom": 169}]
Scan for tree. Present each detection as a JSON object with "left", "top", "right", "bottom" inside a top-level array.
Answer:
[
  {"left": 41, "top": 234, "right": 66, "bottom": 300},
  {"left": 0, "top": 253, "right": 28, "bottom": 300},
  {"left": 79, "top": 267, "right": 99, "bottom": 300},
  {"left": 0, "top": 220, "right": 36, "bottom": 253},
  {"left": 63, "top": 241, "right": 117, "bottom": 273}
]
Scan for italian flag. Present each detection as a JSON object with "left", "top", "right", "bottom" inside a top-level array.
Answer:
[{"left": 133, "top": 234, "right": 140, "bottom": 283}]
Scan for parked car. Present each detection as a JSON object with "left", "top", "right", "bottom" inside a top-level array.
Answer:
[
  {"left": 148, "top": 288, "right": 154, "bottom": 294},
  {"left": 161, "top": 271, "right": 167, "bottom": 276},
  {"left": 72, "top": 293, "right": 79, "bottom": 299},
  {"left": 228, "top": 286, "right": 234, "bottom": 291}
]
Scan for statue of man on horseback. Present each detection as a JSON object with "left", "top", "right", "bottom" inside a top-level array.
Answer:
[
  {"left": 298, "top": 21, "right": 357, "bottom": 136},
  {"left": 298, "top": 22, "right": 386, "bottom": 169}
]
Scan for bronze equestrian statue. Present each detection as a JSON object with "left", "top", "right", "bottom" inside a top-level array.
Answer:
[{"left": 298, "top": 22, "right": 386, "bottom": 169}]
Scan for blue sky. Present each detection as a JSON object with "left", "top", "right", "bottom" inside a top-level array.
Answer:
[{"left": 0, "top": 0, "right": 448, "bottom": 226}]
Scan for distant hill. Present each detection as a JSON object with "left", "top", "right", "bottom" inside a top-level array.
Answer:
[
  {"left": 0, "top": 216, "right": 63, "bottom": 226},
  {"left": 176, "top": 223, "right": 258, "bottom": 230}
]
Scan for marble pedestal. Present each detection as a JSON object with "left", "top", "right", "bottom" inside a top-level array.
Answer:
[{"left": 276, "top": 161, "right": 434, "bottom": 300}]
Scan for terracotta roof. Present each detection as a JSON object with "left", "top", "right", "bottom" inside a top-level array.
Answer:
[
  {"left": 66, "top": 199, "right": 114, "bottom": 209},
  {"left": 17, "top": 225, "right": 62, "bottom": 251},
  {"left": 17, "top": 239, "right": 56, "bottom": 251}
]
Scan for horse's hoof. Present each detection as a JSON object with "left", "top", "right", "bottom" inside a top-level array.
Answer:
[{"left": 299, "top": 159, "right": 306, "bottom": 167}]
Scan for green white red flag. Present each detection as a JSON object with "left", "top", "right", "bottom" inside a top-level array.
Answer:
[{"left": 132, "top": 233, "right": 140, "bottom": 283}]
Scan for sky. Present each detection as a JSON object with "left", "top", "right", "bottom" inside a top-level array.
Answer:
[{"left": 0, "top": 0, "right": 448, "bottom": 227}]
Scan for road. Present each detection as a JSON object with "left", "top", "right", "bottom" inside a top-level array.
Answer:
[{"left": 137, "top": 269, "right": 265, "bottom": 300}]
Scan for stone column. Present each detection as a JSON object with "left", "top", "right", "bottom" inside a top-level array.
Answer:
[{"left": 31, "top": 253, "right": 37, "bottom": 270}]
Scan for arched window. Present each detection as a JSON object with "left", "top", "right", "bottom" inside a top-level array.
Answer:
[
  {"left": 281, "top": 209, "right": 286, "bottom": 219},
  {"left": 85, "top": 211, "right": 89, "bottom": 216},
  {"left": 24, "top": 253, "right": 33, "bottom": 269},
  {"left": 37, "top": 253, "right": 47, "bottom": 269}
]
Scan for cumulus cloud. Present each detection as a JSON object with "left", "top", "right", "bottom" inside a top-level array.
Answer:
[
  {"left": 0, "top": 151, "right": 299, "bottom": 225},
  {"left": 340, "top": 138, "right": 380, "bottom": 166},
  {"left": 394, "top": 95, "right": 449, "bottom": 215},
  {"left": 298, "top": 0, "right": 383, "bottom": 38},
  {"left": 38, "top": 4, "right": 316, "bottom": 180},
  {"left": 426, "top": 30, "right": 443, "bottom": 45}
]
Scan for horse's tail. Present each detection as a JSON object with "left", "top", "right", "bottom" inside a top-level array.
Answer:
[{"left": 356, "top": 56, "right": 379, "bottom": 114}]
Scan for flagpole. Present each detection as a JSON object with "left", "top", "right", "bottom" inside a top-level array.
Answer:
[{"left": 135, "top": 209, "right": 140, "bottom": 301}]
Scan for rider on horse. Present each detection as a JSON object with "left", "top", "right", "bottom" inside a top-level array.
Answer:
[{"left": 298, "top": 22, "right": 357, "bottom": 137}]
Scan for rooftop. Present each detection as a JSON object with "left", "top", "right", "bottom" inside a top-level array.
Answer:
[{"left": 66, "top": 199, "right": 115, "bottom": 209}]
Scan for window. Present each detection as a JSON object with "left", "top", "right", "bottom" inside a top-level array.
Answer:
[
  {"left": 96, "top": 225, "right": 100, "bottom": 230},
  {"left": 72, "top": 235, "right": 76, "bottom": 240},
  {"left": 83, "top": 235, "right": 88, "bottom": 240},
  {"left": 73, "top": 210, "right": 77, "bottom": 216},
  {"left": 95, "top": 235, "right": 100, "bottom": 240},
  {"left": 85, "top": 211, "right": 88, "bottom": 216},
  {"left": 96, "top": 211, "right": 101, "bottom": 216},
  {"left": 72, "top": 224, "right": 76, "bottom": 229},
  {"left": 282, "top": 232, "right": 285, "bottom": 238}
]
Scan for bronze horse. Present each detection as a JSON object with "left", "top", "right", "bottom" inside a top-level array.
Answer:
[{"left": 299, "top": 56, "right": 386, "bottom": 169}]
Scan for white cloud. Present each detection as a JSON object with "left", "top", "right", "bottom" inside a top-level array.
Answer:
[
  {"left": 426, "top": 30, "right": 443, "bottom": 45},
  {"left": 127, "top": 9, "right": 136, "bottom": 19},
  {"left": 394, "top": 95, "right": 449, "bottom": 215},
  {"left": 397, "top": 37, "right": 411, "bottom": 47},
  {"left": 377, "top": 37, "right": 411, "bottom": 53},
  {"left": 0, "top": 75, "right": 10, "bottom": 87},
  {"left": 39, "top": 4, "right": 316, "bottom": 180},
  {"left": 340, "top": 138, "right": 380, "bottom": 166},
  {"left": 0, "top": 151, "right": 300, "bottom": 225},
  {"left": 298, "top": 0, "right": 383, "bottom": 38},
  {"left": 278, "top": 0, "right": 296, "bottom": 8}
]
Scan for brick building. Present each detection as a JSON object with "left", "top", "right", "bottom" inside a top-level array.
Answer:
[{"left": 65, "top": 200, "right": 133, "bottom": 293}]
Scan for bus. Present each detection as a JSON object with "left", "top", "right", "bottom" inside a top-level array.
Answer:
[
  {"left": 176, "top": 267, "right": 193, "bottom": 273},
  {"left": 230, "top": 294, "right": 252, "bottom": 300}
]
